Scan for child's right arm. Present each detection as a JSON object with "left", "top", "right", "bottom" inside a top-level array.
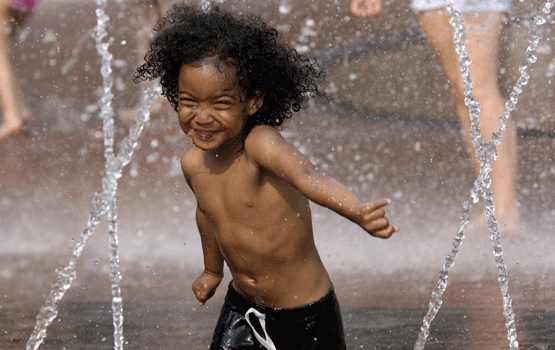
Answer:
[
  {"left": 191, "top": 205, "right": 224, "bottom": 306},
  {"left": 181, "top": 149, "right": 224, "bottom": 305}
]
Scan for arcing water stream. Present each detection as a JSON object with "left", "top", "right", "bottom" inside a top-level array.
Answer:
[
  {"left": 414, "top": 1, "right": 554, "bottom": 349},
  {"left": 25, "top": 0, "right": 159, "bottom": 348}
]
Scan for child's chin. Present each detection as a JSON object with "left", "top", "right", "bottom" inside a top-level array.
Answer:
[{"left": 191, "top": 139, "right": 212, "bottom": 150}]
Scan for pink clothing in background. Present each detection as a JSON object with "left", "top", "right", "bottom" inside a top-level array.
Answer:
[{"left": 8, "top": 0, "right": 37, "bottom": 14}]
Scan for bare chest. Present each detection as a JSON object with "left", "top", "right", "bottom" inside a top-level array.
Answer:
[{"left": 190, "top": 157, "right": 262, "bottom": 219}]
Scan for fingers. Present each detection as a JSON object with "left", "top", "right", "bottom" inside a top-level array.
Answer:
[
  {"left": 192, "top": 280, "right": 216, "bottom": 306},
  {"left": 192, "top": 284, "right": 205, "bottom": 305},
  {"left": 358, "top": 199, "right": 398, "bottom": 238},
  {"left": 371, "top": 223, "right": 399, "bottom": 239},
  {"left": 363, "top": 216, "right": 393, "bottom": 233},
  {"left": 358, "top": 199, "right": 390, "bottom": 215},
  {"left": 193, "top": 285, "right": 215, "bottom": 306}
]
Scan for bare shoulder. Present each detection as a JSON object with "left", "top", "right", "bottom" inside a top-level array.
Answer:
[
  {"left": 244, "top": 125, "right": 287, "bottom": 162},
  {"left": 181, "top": 146, "right": 204, "bottom": 181},
  {"left": 245, "top": 125, "right": 284, "bottom": 145}
]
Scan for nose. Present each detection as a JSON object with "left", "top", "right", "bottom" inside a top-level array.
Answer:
[{"left": 194, "top": 108, "right": 214, "bottom": 125}]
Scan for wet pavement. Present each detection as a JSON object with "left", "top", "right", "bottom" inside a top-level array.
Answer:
[
  {"left": 3, "top": 300, "right": 555, "bottom": 349},
  {"left": 1, "top": 0, "right": 555, "bottom": 349}
]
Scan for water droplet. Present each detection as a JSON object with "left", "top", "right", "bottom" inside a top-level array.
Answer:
[{"left": 278, "top": 2, "right": 291, "bottom": 14}]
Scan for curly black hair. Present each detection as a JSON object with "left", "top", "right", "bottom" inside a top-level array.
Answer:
[{"left": 134, "top": 2, "right": 327, "bottom": 135}]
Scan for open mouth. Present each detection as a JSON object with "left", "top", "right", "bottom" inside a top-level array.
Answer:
[{"left": 195, "top": 130, "right": 217, "bottom": 141}]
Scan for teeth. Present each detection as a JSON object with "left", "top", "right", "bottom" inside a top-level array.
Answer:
[{"left": 196, "top": 130, "right": 214, "bottom": 139}]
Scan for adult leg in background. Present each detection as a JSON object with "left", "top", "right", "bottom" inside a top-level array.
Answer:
[
  {"left": 0, "top": 1, "right": 32, "bottom": 139},
  {"left": 418, "top": 9, "right": 521, "bottom": 231}
]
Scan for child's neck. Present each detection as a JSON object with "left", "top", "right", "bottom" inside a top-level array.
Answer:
[{"left": 206, "top": 140, "right": 244, "bottom": 163}]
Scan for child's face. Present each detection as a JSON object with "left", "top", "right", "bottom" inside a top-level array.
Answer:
[{"left": 177, "top": 62, "right": 260, "bottom": 154}]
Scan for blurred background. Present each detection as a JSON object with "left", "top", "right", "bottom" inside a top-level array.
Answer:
[{"left": 1, "top": 0, "right": 554, "bottom": 348}]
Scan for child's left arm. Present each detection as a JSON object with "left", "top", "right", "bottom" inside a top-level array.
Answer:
[{"left": 245, "top": 126, "right": 398, "bottom": 238}]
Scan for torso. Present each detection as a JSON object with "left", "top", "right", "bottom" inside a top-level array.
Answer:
[{"left": 184, "top": 136, "right": 331, "bottom": 308}]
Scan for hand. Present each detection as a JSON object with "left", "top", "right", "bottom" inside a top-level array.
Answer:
[
  {"left": 192, "top": 271, "right": 223, "bottom": 306},
  {"left": 350, "top": 0, "right": 382, "bottom": 17},
  {"left": 356, "top": 199, "right": 399, "bottom": 238}
]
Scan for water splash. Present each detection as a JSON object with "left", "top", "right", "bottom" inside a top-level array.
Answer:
[
  {"left": 25, "top": 0, "right": 160, "bottom": 348},
  {"left": 94, "top": 2, "right": 124, "bottom": 346},
  {"left": 413, "top": 1, "right": 553, "bottom": 349},
  {"left": 279, "top": 0, "right": 292, "bottom": 15}
]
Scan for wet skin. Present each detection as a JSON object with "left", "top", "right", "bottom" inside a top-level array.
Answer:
[{"left": 178, "top": 60, "right": 398, "bottom": 308}]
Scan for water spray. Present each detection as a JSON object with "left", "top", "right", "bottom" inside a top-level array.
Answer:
[
  {"left": 414, "top": 1, "right": 554, "bottom": 349},
  {"left": 25, "top": 0, "right": 159, "bottom": 348}
]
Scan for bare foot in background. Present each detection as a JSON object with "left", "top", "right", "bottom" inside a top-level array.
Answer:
[
  {"left": 0, "top": 109, "right": 31, "bottom": 139},
  {"left": 350, "top": 0, "right": 382, "bottom": 17}
]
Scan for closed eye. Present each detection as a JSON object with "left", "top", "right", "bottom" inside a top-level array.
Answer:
[
  {"left": 179, "top": 97, "right": 196, "bottom": 107},
  {"left": 213, "top": 99, "right": 235, "bottom": 109}
]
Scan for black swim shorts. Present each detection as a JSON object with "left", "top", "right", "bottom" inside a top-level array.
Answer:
[{"left": 209, "top": 281, "right": 347, "bottom": 350}]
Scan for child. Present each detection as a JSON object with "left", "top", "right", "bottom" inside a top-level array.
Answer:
[{"left": 135, "top": 3, "right": 398, "bottom": 349}]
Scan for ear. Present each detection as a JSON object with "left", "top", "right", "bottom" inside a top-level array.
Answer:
[{"left": 246, "top": 91, "right": 264, "bottom": 116}]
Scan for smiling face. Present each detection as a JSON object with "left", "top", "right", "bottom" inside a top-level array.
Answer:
[{"left": 177, "top": 61, "right": 261, "bottom": 156}]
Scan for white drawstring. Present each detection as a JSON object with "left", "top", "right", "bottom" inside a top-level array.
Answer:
[{"left": 245, "top": 308, "right": 277, "bottom": 350}]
